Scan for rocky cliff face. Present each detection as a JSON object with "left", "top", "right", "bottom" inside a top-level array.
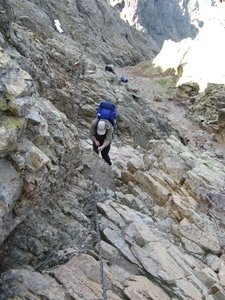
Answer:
[
  {"left": 109, "top": 0, "right": 199, "bottom": 48},
  {"left": 0, "top": 0, "right": 225, "bottom": 300}
]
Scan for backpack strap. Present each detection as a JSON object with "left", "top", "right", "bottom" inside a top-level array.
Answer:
[{"left": 95, "top": 119, "right": 100, "bottom": 135}]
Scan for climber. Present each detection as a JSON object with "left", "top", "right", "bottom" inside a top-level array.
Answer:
[
  {"left": 179, "top": 135, "right": 190, "bottom": 146},
  {"left": 78, "top": 55, "right": 86, "bottom": 79},
  {"left": 105, "top": 65, "right": 115, "bottom": 73},
  {"left": 89, "top": 119, "right": 113, "bottom": 166},
  {"left": 73, "top": 55, "right": 86, "bottom": 80}
]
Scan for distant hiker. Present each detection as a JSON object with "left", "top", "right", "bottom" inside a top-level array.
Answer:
[
  {"left": 105, "top": 65, "right": 115, "bottom": 73},
  {"left": 79, "top": 55, "right": 86, "bottom": 78},
  {"left": 89, "top": 119, "right": 113, "bottom": 166},
  {"left": 74, "top": 55, "right": 86, "bottom": 80},
  {"left": 179, "top": 135, "right": 190, "bottom": 146},
  {"left": 120, "top": 76, "right": 128, "bottom": 83}
]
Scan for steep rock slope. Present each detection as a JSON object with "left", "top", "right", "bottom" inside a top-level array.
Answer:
[
  {"left": 0, "top": 0, "right": 225, "bottom": 300},
  {"left": 110, "top": 0, "right": 199, "bottom": 48},
  {"left": 8, "top": 0, "right": 156, "bottom": 65}
]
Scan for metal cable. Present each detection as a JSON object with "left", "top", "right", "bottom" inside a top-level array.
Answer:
[
  {"left": 73, "top": 68, "right": 108, "bottom": 299},
  {"left": 92, "top": 158, "right": 108, "bottom": 300}
]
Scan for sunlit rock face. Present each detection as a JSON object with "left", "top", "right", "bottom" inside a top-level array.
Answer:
[
  {"left": 150, "top": 2, "right": 225, "bottom": 92},
  {"left": 109, "top": 0, "right": 199, "bottom": 48}
]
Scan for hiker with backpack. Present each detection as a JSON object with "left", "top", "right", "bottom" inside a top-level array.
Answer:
[
  {"left": 89, "top": 101, "right": 117, "bottom": 166},
  {"left": 89, "top": 119, "right": 113, "bottom": 166},
  {"left": 73, "top": 55, "right": 86, "bottom": 81}
]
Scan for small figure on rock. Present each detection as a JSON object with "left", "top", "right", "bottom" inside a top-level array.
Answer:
[
  {"left": 179, "top": 136, "right": 190, "bottom": 146},
  {"left": 74, "top": 55, "right": 86, "bottom": 80},
  {"left": 105, "top": 65, "right": 115, "bottom": 73},
  {"left": 120, "top": 76, "right": 128, "bottom": 83}
]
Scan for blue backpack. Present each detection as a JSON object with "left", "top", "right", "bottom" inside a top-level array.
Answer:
[{"left": 96, "top": 101, "right": 117, "bottom": 129}]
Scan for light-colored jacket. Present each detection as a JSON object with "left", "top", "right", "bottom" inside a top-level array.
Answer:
[{"left": 89, "top": 119, "right": 113, "bottom": 147}]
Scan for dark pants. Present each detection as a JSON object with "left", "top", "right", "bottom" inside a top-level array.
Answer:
[{"left": 93, "top": 143, "right": 111, "bottom": 165}]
